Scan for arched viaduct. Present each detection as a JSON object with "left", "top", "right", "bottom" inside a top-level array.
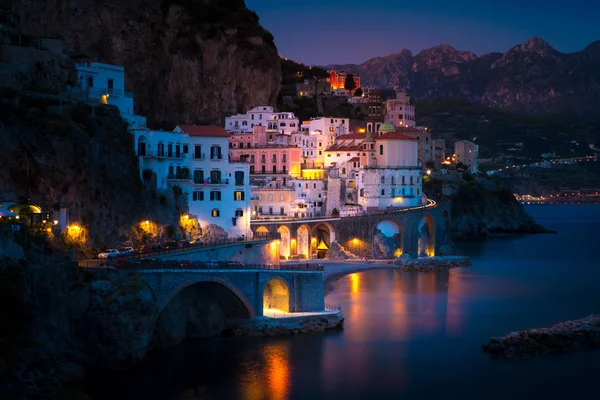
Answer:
[
  {"left": 140, "top": 268, "right": 325, "bottom": 318},
  {"left": 250, "top": 201, "right": 451, "bottom": 260}
]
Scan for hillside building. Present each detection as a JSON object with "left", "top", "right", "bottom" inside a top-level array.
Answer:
[
  {"left": 454, "top": 140, "right": 479, "bottom": 173},
  {"left": 385, "top": 91, "right": 416, "bottom": 128},
  {"left": 224, "top": 106, "right": 299, "bottom": 135},
  {"left": 75, "top": 62, "right": 147, "bottom": 129},
  {"left": 130, "top": 125, "right": 251, "bottom": 238},
  {"left": 329, "top": 70, "right": 361, "bottom": 91}
]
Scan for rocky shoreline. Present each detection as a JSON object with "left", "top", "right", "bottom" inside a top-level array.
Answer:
[
  {"left": 225, "top": 312, "right": 345, "bottom": 337},
  {"left": 394, "top": 254, "right": 472, "bottom": 271},
  {"left": 482, "top": 314, "right": 600, "bottom": 359}
]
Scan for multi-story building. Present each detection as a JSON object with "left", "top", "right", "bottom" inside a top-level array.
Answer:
[
  {"left": 75, "top": 62, "right": 146, "bottom": 129},
  {"left": 229, "top": 144, "right": 302, "bottom": 189},
  {"left": 296, "top": 79, "right": 331, "bottom": 97},
  {"left": 251, "top": 187, "right": 297, "bottom": 219},
  {"left": 454, "top": 140, "right": 479, "bottom": 173},
  {"left": 329, "top": 70, "right": 361, "bottom": 91},
  {"left": 290, "top": 131, "right": 318, "bottom": 163},
  {"left": 131, "top": 125, "right": 251, "bottom": 238},
  {"left": 398, "top": 127, "right": 433, "bottom": 165},
  {"left": 365, "top": 89, "right": 384, "bottom": 134},
  {"left": 385, "top": 91, "right": 416, "bottom": 128},
  {"left": 433, "top": 139, "right": 446, "bottom": 165},
  {"left": 301, "top": 117, "right": 350, "bottom": 137},
  {"left": 325, "top": 123, "right": 423, "bottom": 214},
  {"left": 225, "top": 106, "right": 299, "bottom": 135}
]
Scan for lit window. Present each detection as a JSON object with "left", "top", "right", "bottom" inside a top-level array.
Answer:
[
  {"left": 234, "top": 191, "right": 245, "bottom": 201},
  {"left": 212, "top": 209, "right": 220, "bottom": 217}
]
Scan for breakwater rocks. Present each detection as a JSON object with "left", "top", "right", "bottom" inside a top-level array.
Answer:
[
  {"left": 394, "top": 254, "right": 472, "bottom": 271},
  {"left": 483, "top": 314, "right": 600, "bottom": 359},
  {"left": 226, "top": 312, "right": 345, "bottom": 337}
]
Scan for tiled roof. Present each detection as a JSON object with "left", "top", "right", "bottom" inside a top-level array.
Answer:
[
  {"left": 336, "top": 133, "right": 366, "bottom": 140},
  {"left": 377, "top": 132, "right": 417, "bottom": 141},
  {"left": 349, "top": 157, "right": 360, "bottom": 162},
  {"left": 176, "top": 125, "right": 230, "bottom": 137}
]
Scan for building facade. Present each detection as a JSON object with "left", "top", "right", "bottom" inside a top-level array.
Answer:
[
  {"left": 365, "top": 89, "right": 384, "bottom": 134},
  {"left": 329, "top": 70, "right": 361, "bottom": 91},
  {"left": 225, "top": 106, "right": 299, "bottom": 135},
  {"left": 398, "top": 127, "right": 433, "bottom": 165},
  {"left": 454, "top": 140, "right": 479, "bottom": 173},
  {"left": 385, "top": 91, "right": 416, "bottom": 128},
  {"left": 301, "top": 117, "right": 350, "bottom": 137},
  {"left": 75, "top": 62, "right": 146, "bottom": 129},
  {"left": 131, "top": 125, "right": 252, "bottom": 238}
]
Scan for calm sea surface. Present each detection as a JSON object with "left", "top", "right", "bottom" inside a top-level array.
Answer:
[{"left": 84, "top": 205, "right": 600, "bottom": 400}]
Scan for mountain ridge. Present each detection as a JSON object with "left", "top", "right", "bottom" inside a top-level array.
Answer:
[{"left": 325, "top": 37, "right": 600, "bottom": 118}]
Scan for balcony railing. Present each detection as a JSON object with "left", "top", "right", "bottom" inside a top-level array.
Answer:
[
  {"left": 87, "top": 87, "right": 134, "bottom": 98},
  {"left": 140, "top": 151, "right": 187, "bottom": 159},
  {"left": 250, "top": 170, "right": 290, "bottom": 175},
  {"left": 192, "top": 178, "right": 229, "bottom": 185},
  {"left": 363, "top": 165, "right": 422, "bottom": 170},
  {"left": 209, "top": 154, "right": 223, "bottom": 160}
]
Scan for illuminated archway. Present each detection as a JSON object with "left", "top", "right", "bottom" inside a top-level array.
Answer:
[
  {"left": 311, "top": 223, "right": 336, "bottom": 259},
  {"left": 373, "top": 219, "right": 403, "bottom": 259},
  {"left": 263, "top": 278, "right": 290, "bottom": 313},
  {"left": 277, "top": 226, "right": 291, "bottom": 259},
  {"left": 418, "top": 214, "right": 435, "bottom": 257},
  {"left": 296, "top": 225, "right": 310, "bottom": 259},
  {"left": 256, "top": 226, "right": 269, "bottom": 238}
]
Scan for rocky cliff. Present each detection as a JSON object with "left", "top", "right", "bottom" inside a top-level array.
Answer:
[
  {"left": 12, "top": 0, "right": 281, "bottom": 127},
  {"left": 328, "top": 37, "right": 600, "bottom": 118},
  {"left": 0, "top": 90, "right": 179, "bottom": 249},
  {"left": 450, "top": 181, "right": 549, "bottom": 240}
]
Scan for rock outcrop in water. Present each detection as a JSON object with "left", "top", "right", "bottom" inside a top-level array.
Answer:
[
  {"left": 451, "top": 182, "right": 550, "bottom": 240},
  {"left": 12, "top": 0, "right": 281, "bottom": 126},
  {"left": 483, "top": 315, "right": 600, "bottom": 359},
  {"left": 394, "top": 254, "right": 472, "bottom": 271}
]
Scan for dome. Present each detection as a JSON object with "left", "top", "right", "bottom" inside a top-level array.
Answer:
[{"left": 378, "top": 122, "right": 396, "bottom": 132}]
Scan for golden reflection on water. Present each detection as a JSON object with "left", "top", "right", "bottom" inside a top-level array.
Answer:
[{"left": 239, "top": 341, "right": 291, "bottom": 400}]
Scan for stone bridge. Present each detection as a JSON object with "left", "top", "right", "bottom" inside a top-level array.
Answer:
[
  {"left": 251, "top": 200, "right": 451, "bottom": 259},
  {"left": 139, "top": 268, "right": 325, "bottom": 318}
]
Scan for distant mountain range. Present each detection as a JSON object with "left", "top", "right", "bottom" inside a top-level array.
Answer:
[{"left": 326, "top": 37, "right": 600, "bottom": 118}]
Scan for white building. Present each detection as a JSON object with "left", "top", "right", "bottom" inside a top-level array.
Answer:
[
  {"left": 225, "top": 106, "right": 300, "bottom": 135},
  {"left": 385, "top": 91, "right": 416, "bottom": 128},
  {"left": 75, "top": 62, "right": 147, "bottom": 129},
  {"left": 130, "top": 125, "right": 252, "bottom": 238},
  {"left": 454, "top": 140, "right": 479, "bottom": 173},
  {"left": 301, "top": 117, "right": 350, "bottom": 137}
]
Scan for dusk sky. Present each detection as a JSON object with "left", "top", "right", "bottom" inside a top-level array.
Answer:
[{"left": 246, "top": 0, "right": 600, "bottom": 65}]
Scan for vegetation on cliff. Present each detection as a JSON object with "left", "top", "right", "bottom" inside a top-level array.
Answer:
[
  {"left": 450, "top": 179, "right": 549, "bottom": 240},
  {"left": 416, "top": 98, "right": 600, "bottom": 158},
  {"left": 0, "top": 90, "right": 180, "bottom": 250}
]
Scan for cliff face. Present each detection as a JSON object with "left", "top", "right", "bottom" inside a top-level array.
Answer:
[
  {"left": 327, "top": 38, "right": 600, "bottom": 118},
  {"left": 0, "top": 91, "right": 179, "bottom": 248},
  {"left": 12, "top": 0, "right": 281, "bottom": 127},
  {"left": 450, "top": 182, "right": 549, "bottom": 240}
]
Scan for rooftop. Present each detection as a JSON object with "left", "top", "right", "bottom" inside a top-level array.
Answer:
[{"left": 377, "top": 132, "right": 418, "bottom": 141}]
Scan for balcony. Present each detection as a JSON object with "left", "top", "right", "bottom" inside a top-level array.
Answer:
[
  {"left": 363, "top": 165, "right": 421, "bottom": 170},
  {"left": 192, "top": 178, "right": 229, "bottom": 185},
  {"left": 209, "top": 154, "right": 223, "bottom": 160},
  {"left": 140, "top": 151, "right": 187, "bottom": 159},
  {"left": 251, "top": 170, "right": 290, "bottom": 175}
]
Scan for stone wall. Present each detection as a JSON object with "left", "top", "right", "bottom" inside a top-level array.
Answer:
[{"left": 152, "top": 241, "right": 279, "bottom": 265}]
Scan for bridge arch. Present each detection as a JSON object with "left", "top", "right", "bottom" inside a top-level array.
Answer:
[
  {"left": 277, "top": 226, "right": 291, "bottom": 259},
  {"left": 296, "top": 224, "right": 310, "bottom": 259},
  {"left": 311, "top": 222, "right": 336, "bottom": 259},
  {"left": 373, "top": 219, "right": 404, "bottom": 259},
  {"left": 263, "top": 278, "right": 290, "bottom": 313},
  {"left": 160, "top": 278, "right": 256, "bottom": 318},
  {"left": 255, "top": 226, "right": 270, "bottom": 238},
  {"left": 418, "top": 214, "right": 436, "bottom": 257}
]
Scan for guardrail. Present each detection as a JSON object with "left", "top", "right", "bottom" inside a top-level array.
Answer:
[{"left": 79, "top": 260, "right": 325, "bottom": 272}]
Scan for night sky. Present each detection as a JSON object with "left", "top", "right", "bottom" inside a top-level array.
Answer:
[{"left": 246, "top": 0, "right": 600, "bottom": 65}]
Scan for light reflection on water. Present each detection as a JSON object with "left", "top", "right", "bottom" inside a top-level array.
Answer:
[{"left": 83, "top": 205, "right": 600, "bottom": 400}]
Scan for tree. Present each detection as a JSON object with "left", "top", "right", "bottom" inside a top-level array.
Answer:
[
  {"left": 201, "top": 224, "right": 228, "bottom": 244},
  {"left": 344, "top": 74, "right": 356, "bottom": 92},
  {"left": 172, "top": 185, "right": 182, "bottom": 208},
  {"left": 354, "top": 87, "right": 363, "bottom": 97}
]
